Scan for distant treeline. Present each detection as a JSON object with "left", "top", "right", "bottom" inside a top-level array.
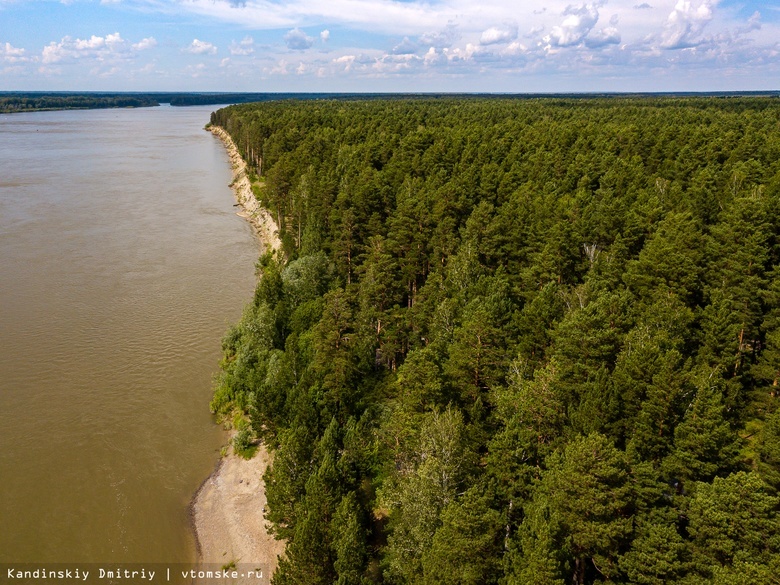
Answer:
[
  {"left": 211, "top": 96, "right": 780, "bottom": 585},
  {"left": 0, "top": 93, "right": 158, "bottom": 113},
  {"left": 0, "top": 92, "right": 484, "bottom": 113},
  {"left": 0, "top": 92, "right": 300, "bottom": 113},
  {"left": 2, "top": 91, "right": 779, "bottom": 114}
]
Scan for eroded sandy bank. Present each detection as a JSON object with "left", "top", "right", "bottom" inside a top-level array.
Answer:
[
  {"left": 209, "top": 125, "right": 281, "bottom": 253},
  {"left": 189, "top": 126, "right": 285, "bottom": 583}
]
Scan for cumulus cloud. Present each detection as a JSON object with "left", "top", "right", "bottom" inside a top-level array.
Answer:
[
  {"left": 444, "top": 43, "right": 480, "bottom": 62},
  {"left": 230, "top": 36, "right": 254, "bottom": 55},
  {"left": 661, "top": 0, "right": 715, "bottom": 49},
  {"left": 1, "top": 42, "right": 28, "bottom": 63},
  {"left": 42, "top": 33, "right": 129, "bottom": 64},
  {"left": 393, "top": 37, "right": 419, "bottom": 55},
  {"left": 333, "top": 54, "right": 355, "bottom": 72},
  {"left": 187, "top": 39, "right": 217, "bottom": 54},
  {"left": 423, "top": 46, "right": 445, "bottom": 66},
  {"left": 585, "top": 26, "right": 621, "bottom": 48},
  {"left": 12, "top": 0, "right": 778, "bottom": 88},
  {"left": 132, "top": 37, "right": 157, "bottom": 51},
  {"left": 284, "top": 28, "right": 314, "bottom": 50},
  {"left": 545, "top": 4, "right": 601, "bottom": 47},
  {"left": 480, "top": 23, "right": 518, "bottom": 46},
  {"left": 503, "top": 41, "right": 528, "bottom": 56},
  {"left": 419, "top": 24, "right": 460, "bottom": 49}
]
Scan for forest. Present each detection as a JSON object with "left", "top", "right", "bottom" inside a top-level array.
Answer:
[
  {"left": 209, "top": 96, "right": 780, "bottom": 585},
  {"left": 0, "top": 92, "right": 322, "bottom": 113},
  {"left": 0, "top": 92, "right": 159, "bottom": 112},
  {"left": 0, "top": 91, "right": 451, "bottom": 113}
]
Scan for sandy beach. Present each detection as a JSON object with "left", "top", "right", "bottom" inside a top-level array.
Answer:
[
  {"left": 189, "top": 126, "right": 284, "bottom": 583},
  {"left": 190, "top": 443, "right": 285, "bottom": 583}
]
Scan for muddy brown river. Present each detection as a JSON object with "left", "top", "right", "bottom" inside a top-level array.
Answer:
[{"left": 0, "top": 105, "right": 259, "bottom": 565}]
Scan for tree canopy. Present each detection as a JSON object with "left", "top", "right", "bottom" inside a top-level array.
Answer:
[{"left": 210, "top": 96, "right": 780, "bottom": 585}]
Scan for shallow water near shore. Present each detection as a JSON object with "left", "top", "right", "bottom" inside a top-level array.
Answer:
[{"left": 0, "top": 106, "right": 259, "bottom": 563}]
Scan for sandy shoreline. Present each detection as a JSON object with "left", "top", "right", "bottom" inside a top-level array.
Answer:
[
  {"left": 188, "top": 126, "right": 284, "bottom": 583},
  {"left": 190, "top": 443, "right": 285, "bottom": 583}
]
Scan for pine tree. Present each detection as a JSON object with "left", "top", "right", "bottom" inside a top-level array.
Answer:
[
  {"left": 421, "top": 486, "right": 504, "bottom": 585},
  {"left": 537, "top": 433, "right": 633, "bottom": 585},
  {"left": 619, "top": 522, "right": 691, "bottom": 585},
  {"left": 332, "top": 492, "right": 369, "bottom": 585},
  {"left": 687, "top": 471, "right": 780, "bottom": 577},
  {"left": 663, "top": 374, "right": 742, "bottom": 483}
]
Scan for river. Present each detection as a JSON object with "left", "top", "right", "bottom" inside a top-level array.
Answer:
[{"left": 0, "top": 105, "right": 259, "bottom": 565}]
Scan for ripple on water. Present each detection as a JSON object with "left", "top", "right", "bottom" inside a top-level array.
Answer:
[{"left": 0, "top": 106, "right": 260, "bottom": 564}]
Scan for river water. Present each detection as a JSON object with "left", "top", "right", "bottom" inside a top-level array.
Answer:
[{"left": 0, "top": 106, "right": 259, "bottom": 564}]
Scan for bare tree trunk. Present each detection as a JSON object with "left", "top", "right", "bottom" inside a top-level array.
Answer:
[{"left": 573, "top": 557, "right": 586, "bottom": 585}]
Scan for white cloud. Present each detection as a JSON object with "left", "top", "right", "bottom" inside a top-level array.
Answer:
[
  {"left": 187, "top": 39, "right": 217, "bottom": 55},
  {"left": 444, "top": 43, "right": 480, "bottom": 62},
  {"left": 480, "top": 23, "right": 518, "bottom": 45},
  {"left": 75, "top": 36, "right": 107, "bottom": 50},
  {"left": 270, "top": 58, "right": 290, "bottom": 75},
  {"left": 503, "top": 41, "right": 528, "bottom": 55},
  {"left": 545, "top": 4, "right": 601, "bottom": 47},
  {"left": 230, "top": 36, "right": 254, "bottom": 55},
  {"left": 333, "top": 54, "right": 356, "bottom": 72},
  {"left": 585, "top": 26, "right": 621, "bottom": 47},
  {"left": 132, "top": 37, "right": 157, "bottom": 51},
  {"left": 1, "top": 42, "right": 28, "bottom": 63},
  {"left": 12, "top": 0, "right": 779, "bottom": 90},
  {"left": 393, "top": 37, "right": 419, "bottom": 54},
  {"left": 41, "top": 33, "right": 129, "bottom": 64},
  {"left": 420, "top": 24, "right": 460, "bottom": 49},
  {"left": 661, "top": 0, "right": 716, "bottom": 49},
  {"left": 423, "top": 46, "right": 445, "bottom": 66},
  {"left": 284, "top": 28, "right": 314, "bottom": 50}
]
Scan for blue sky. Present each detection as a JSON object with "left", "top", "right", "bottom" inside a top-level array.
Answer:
[{"left": 1, "top": 0, "right": 778, "bottom": 92}]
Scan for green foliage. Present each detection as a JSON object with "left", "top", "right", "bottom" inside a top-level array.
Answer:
[
  {"left": 209, "top": 97, "right": 780, "bottom": 584},
  {"left": 687, "top": 471, "right": 780, "bottom": 578}
]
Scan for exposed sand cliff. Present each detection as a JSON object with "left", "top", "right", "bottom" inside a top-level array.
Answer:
[
  {"left": 189, "top": 126, "right": 285, "bottom": 584},
  {"left": 209, "top": 125, "right": 281, "bottom": 253}
]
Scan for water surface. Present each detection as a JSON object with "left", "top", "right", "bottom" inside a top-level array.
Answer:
[{"left": 0, "top": 106, "right": 259, "bottom": 563}]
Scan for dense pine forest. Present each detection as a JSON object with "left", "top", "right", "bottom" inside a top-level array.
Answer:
[{"left": 209, "top": 97, "right": 780, "bottom": 585}]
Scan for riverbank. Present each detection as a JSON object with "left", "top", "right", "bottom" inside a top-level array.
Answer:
[
  {"left": 189, "top": 126, "right": 284, "bottom": 582},
  {"left": 190, "top": 442, "right": 285, "bottom": 583},
  {"left": 208, "top": 125, "right": 281, "bottom": 253}
]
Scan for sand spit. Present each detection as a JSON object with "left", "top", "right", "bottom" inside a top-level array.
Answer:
[
  {"left": 189, "top": 126, "right": 285, "bottom": 583},
  {"left": 209, "top": 125, "right": 281, "bottom": 252},
  {"left": 191, "top": 443, "right": 285, "bottom": 584}
]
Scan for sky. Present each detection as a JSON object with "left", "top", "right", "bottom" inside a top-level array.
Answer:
[{"left": 0, "top": 0, "right": 778, "bottom": 92}]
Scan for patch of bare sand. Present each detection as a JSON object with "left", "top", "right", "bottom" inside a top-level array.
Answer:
[{"left": 191, "top": 444, "right": 285, "bottom": 584}]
